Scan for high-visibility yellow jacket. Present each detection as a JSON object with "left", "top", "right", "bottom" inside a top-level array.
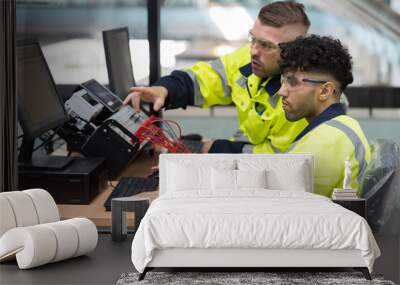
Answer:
[
  {"left": 158, "top": 45, "right": 308, "bottom": 152},
  {"left": 290, "top": 115, "right": 370, "bottom": 197},
  {"left": 250, "top": 105, "right": 371, "bottom": 197}
]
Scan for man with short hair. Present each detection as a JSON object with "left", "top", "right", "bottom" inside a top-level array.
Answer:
[
  {"left": 273, "top": 35, "right": 370, "bottom": 197},
  {"left": 124, "top": 1, "right": 310, "bottom": 153}
]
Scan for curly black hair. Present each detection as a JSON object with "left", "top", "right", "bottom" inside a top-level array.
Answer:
[{"left": 279, "top": 35, "right": 353, "bottom": 92}]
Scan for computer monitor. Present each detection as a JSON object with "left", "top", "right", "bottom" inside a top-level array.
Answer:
[
  {"left": 17, "top": 41, "right": 72, "bottom": 169},
  {"left": 103, "top": 27, "right": 136, "bottom": 100}
]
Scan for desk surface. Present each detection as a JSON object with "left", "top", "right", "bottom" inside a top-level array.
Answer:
[{"left": 57, "top": 152, "right": 159, "bottom": 227}]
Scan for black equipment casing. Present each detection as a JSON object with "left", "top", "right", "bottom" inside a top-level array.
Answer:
[
  {"left": 19, "top": 157, "right": 107, "bottom": 204},
  {"left": 81, "top": 120, "right": 140, "bottom": 179}
]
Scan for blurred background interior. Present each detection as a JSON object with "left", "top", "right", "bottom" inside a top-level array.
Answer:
[{"left": 16, "top": 0, "right": 400, "bottom": 145}]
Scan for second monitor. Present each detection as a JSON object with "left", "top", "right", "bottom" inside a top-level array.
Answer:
[{"left": 103, "top": 27, "right": 136, "bottom": 101}]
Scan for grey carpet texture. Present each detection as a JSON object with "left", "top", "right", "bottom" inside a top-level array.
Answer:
[{"left": 116, "top": 271, "right": 396, "bottom": 285}]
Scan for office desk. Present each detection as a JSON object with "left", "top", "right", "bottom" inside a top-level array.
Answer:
[{"left": 57, "top": 152, "right": 159, "bottom": 227}]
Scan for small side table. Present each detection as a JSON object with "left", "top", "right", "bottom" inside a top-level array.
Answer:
[
  {"left": 332, "top": 198, "right": 366, "bottom": 218},
  {"left": 111, "top": 196, "right": 150, "bottom": 242}
]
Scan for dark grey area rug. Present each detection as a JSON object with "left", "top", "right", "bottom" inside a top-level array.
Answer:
[{"left": 116, "top": 271, "right": 396, "bottom": 285}]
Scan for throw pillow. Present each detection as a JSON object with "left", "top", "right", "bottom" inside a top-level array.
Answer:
[
  {"left": 211, "top": 168, "right": 236, "bottom": 190},
  {"left": 236, "top": 169, "right": 267, "bottom": 189}
]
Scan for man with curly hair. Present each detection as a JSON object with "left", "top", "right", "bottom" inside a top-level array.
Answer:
[{"left": 273, "top": 35, "right": 370, "bottom": 197}]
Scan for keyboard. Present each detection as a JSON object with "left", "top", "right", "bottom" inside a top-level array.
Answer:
[
  {"left": 183, "top": 139, "right": 203, "bottom": 153},
  {"left": 104, "top": 176, "right": 159, "bottom": 211}
]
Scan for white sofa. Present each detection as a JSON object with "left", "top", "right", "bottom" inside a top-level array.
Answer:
[
  {"left": 0, "top": 189, "right": 98, "bottom": 269},
  {"left": 132, "top": 154, "right": 380, "bottom": 280}
]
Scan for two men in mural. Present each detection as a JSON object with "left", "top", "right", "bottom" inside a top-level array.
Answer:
[{"left": 124, "top": 1, "right": 369, "bottom": 198}]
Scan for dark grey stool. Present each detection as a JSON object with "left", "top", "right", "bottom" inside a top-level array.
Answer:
[{"left": 111, "top": 196, "right": 150, "bottom": 242}]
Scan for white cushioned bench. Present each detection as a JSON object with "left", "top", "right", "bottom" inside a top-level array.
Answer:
[{"left": 0, "top": 189, "right": 98, "bottom": 269}]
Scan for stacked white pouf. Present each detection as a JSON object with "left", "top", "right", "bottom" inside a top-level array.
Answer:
[{"left": 0, "top": 189, "right": 98, "bottom": 269}]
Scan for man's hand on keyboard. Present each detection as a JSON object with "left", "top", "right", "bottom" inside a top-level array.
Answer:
[{"left": 123, "top": 86, "right": 168, "bottom": 113}]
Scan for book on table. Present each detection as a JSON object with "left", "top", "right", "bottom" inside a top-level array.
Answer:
[{"left": 332, "top": 188, "right": 358, "bottom": 200}]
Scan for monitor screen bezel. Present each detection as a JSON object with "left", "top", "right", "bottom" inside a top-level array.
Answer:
[
  {"left": 17, "top": 40, "right": 70, "bottom": 140},
  {"left": 80, "top": 78, "right": 122, "bottom": 113},
  {"left": 102, "top": 26, "right": 135, "bottom": 100}
]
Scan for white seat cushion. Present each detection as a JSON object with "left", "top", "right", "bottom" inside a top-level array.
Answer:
[
  {"left": 0, "top": 189, "right": 98, "bottom": 269},
  {"left": 0, "top": 218, "right": 97, "bottom": 269},
  {"left": 24, "top": 189, "right": 59, "bottom": 223},
  {"left": 0, "top": 189, "right": 59, "bottom": 237},
  {"left": 1, "top": 191, "right": 39, "bottom": 227},
  {"left": 0, "top": 226, "right": 57, "bottom": 269},
  {"left": 0, "top": 196, "right": 17, "bottom": 237},
  {"left": 65, "top": 218, "right": 98, "bottom": 257},
  {"left": 42, "top": 221, "right": 79, "bottom": 262}
]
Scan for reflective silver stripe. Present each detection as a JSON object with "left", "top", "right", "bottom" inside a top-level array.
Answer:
[
  {"left": 210, "top": 58, "right": 232, "bottom": 97},
  {"left": 185, "top": 70, "right": 204, "bottom": 107},
  {"left": 236, "top": 76, "right": 247, "bottom": 88},
  {"left": 325, "top": 120, "right": 367, "bottom": 183},
  {"left": 242, "top": 143, "right": 254, "bottom": 153},
  {"left": 268, "top": 94, "right": 279, "bottom": 108}
]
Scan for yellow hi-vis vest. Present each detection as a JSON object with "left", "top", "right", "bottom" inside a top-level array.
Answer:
[
  {"left": 287, "top": 115, "right": 371, "bottom": 197},
  {"left": 185, "top": 45, "right": 308, "bottom": 152}
]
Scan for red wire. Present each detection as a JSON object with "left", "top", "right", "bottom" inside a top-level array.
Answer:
[{"left": 136, "top": 116, "right": 191, "bottom": 153}]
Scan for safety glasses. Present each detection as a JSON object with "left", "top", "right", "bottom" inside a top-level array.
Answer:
[
  {"left": 281, "top": 74, "right": 337, "bottom": 94},
  {"left": 281, "top": 74, "right": 329, "bottom": 87},
  {"left": 248, "top": 30, "right": 279, "bottom": 52}
]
